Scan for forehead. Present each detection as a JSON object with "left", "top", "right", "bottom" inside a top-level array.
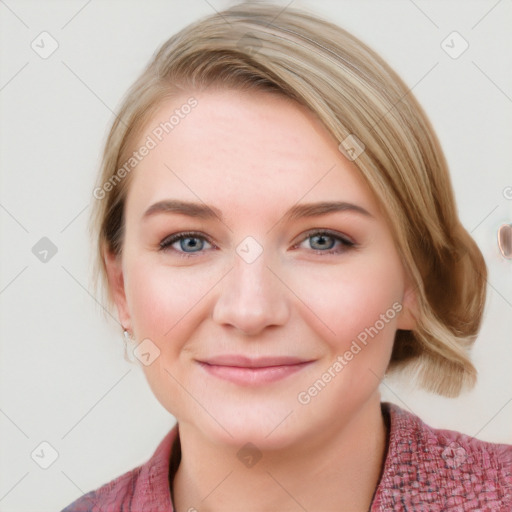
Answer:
[{"left": 125, "top": 88, "right": 379, "bottom": 219}]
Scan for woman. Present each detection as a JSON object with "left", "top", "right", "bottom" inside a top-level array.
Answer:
[{"left": 62, "top": 2, "right": 512, "bottom": 511}]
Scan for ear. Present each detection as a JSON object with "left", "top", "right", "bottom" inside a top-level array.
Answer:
[
  {"left": 396, "top": 276, "right": 419, "bottom": 331},
  {"left": 104, "top": 248, "right": 132, "bottom": 331}
]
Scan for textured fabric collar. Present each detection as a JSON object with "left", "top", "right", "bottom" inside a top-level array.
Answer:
[{"left": 371, "top": 403, "right": 512, "bottom": 510}]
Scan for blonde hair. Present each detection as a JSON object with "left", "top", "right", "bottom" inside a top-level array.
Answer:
[{"left": 89, "top": 1, "right": 487, "bottom": 397}]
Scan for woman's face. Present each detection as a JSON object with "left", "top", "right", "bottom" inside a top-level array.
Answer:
[{"left": 106, "top": 88, "right": 417, "bottom": 449}]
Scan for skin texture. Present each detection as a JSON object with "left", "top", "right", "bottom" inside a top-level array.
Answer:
[{"left": 105, "top": 88, "right": 418, "bottom": 511}]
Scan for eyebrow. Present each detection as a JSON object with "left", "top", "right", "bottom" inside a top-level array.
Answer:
[{"left": 142, "top": 199, "right": 374, "bottom": 222}]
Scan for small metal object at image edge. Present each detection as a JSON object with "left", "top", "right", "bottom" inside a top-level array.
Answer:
[{"left": 497, "top": 223, "right": 512, "bottom": 259}]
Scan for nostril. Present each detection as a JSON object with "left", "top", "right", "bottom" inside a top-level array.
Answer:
[{"left": 498, "top": 224, "right": 512, "bottom": 259}]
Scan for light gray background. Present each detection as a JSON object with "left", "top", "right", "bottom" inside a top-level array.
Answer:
[{"left": 0, "top": 1, "right": 511, "bottom": 511}]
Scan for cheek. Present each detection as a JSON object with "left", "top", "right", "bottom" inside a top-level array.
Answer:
[
  {"left": 124, "top": 258, "right": 223, "bottom": 355},
  {"left": 124, "top": 261, "right": 218, "bottom": 415},
  {"left": 290, "top": 256, "right": 403, "bottom": 355}
]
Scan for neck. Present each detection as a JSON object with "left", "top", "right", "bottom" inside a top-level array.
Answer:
[{"left": 172, "top": 395, "right": 388, "bottom": 512}]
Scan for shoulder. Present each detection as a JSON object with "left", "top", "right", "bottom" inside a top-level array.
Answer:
[
  {"left": 60, "top": 468, "right": 141, "bottom": 512},
  {"left": 60, "top": 425, "right": 178, "bottom": 512},
  {"left": 372, "top": 402, "right": 512, "bottom": 511}
]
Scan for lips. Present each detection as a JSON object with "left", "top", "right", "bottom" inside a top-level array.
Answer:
[
  {"left": 196, "top": 355, "right": 314, "bottom": 386},
  {"left": 199, "top": 354, "right": 310, "bottom": 368}
]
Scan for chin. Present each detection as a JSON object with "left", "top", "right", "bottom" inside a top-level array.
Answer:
[{"left": 188, "top": 399, "right": 314, "bottom": 453}]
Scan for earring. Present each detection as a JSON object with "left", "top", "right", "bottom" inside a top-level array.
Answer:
[{"left": 122, "top": 329, "right": 136, "bottom": 363}]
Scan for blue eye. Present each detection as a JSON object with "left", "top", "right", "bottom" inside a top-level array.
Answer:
[
  {"left": 159, "top": 229, "right": 355, "bottom": 258},
  {"left": 296, "top": 230, "right": 355, "bottom": 255},
  {"left": 159, "top": 232, "right": 213, "bottom": 257}
]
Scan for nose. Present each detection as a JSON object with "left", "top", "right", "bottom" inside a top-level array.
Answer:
[{"left": 211, "top": 248, "right": 290, "bottom": 336}]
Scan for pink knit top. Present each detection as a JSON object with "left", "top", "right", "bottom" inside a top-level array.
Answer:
[{"left": 61, "top": 402, "right": 512, "bottom": 511}]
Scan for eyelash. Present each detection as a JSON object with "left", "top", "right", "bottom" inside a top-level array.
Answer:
[{"left": 159, "top": 230, "right": 356, "bottom": 259}]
